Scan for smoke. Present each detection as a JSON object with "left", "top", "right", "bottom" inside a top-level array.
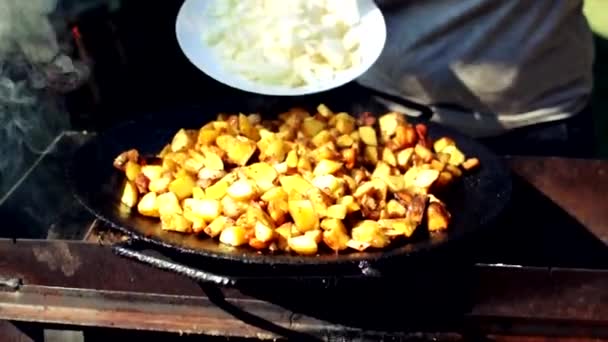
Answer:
[{"left": 0, "top": 0, "right": 106, "bottom": 198}]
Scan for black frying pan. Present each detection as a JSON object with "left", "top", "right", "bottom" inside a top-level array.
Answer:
[{"left": 67, "top": 87, "right": 512, "bottom": 285}]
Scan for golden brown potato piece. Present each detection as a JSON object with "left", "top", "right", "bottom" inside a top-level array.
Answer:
[
  {"left": 184, "top": 198, "right": 221, "bottom": 222},
  {"left": 125, "top": 161, "right": 141, "bottom": 182},
  {"left": 160, "top": 213, "right": 192, "bottom": 233},
  {"left": 326, "top": 204, "right": 347, "bottom": 220},
  {"left": 359, "top": 126, "right": 378, "bottom": 146},
  {"left": 171, "top": 129, "right": 194, "bottom": 152},
  {"left": 407, "top": 194, "right": 428, "bottom": 225},
  {"left": 442, "top": 145, "right": 466, "bottom": 166},
  {"left": 219, "top": 225, "right": 248, "bottom": 247},
  {"left": 216, "top": 135, "right": 257, "bottom": 166},
  {"left": 426, "top": 202, "right": 451, "bottom": 232},
  {"left": 433, "top": 137, "right": 455, "bottom": 153},
  {"left": 313, "top": 159, "right": 343, "bottom": 176},
  {"left": 462, "top": 157, "right": 480, "bottom": 171},
  {"left": 332, "top": 113, "right": 356, "bottom": 134},
  {"left": 169, "top": 174, "right": 196, "bottom": 200},
  {"left": 120, "top": 180, "right": 139, "bottom": 208},
  {"left": 244, "top": 162, "right": 278, "bottom": 192},
  {"left": 238, "top": 113, "right": 261, "bottom": 141},
  {"left": 227, "top": 179, "right": 258, "bottom": 202},
  {"left": 156, "top": 192, "right": 182, "bottom": 216},
  {"left": 288, "top": 235, "right": 318, "bottom": 255},
  {"left": 279, "top": 175, "right": 314, "bottom": 195},
  {"left": 351, "top": 220, "right": 390, "bottom": 248},
  {"left": 141, "top": 165, "right": 163, "bottom": 182},
  {"left": 288, "top": 199, "right": 319, "bottom": 232},
  {"left": 137, "top": 192, "right": 159, "bottom": 217},
  {"left": 321, "top": 219, "right": 349, "bottom": 252},
  {"left": 204, "top": 216, "right": 233, "bottom": 238}
]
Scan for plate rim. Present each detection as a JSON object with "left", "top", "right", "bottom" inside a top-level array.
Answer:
[{"left": 174, "top": 0, "right": 388, "bottom": 96}]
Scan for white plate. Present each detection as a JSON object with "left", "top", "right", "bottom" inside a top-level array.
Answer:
[{"left": 175, "top": 0, "right": 387, "bottom": 96}]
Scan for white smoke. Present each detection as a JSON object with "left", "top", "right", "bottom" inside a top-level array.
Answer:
[{"left": 0, "top": 0, "right": 99, "bottom": 197}]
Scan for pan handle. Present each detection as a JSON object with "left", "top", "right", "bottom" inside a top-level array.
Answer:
[
  {"left": 356, "top": 85, "right": 434, "bottom": 122},
  {"left": 112, "top": 240, "right": 238, "bottom": 287}
]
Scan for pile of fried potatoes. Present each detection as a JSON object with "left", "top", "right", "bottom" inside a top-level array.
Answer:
[{"left": 113, "top": 104, "right": 480, "bottom": 255}]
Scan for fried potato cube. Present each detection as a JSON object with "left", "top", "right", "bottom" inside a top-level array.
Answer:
[
  {"left": 404, "top": 167, "right": 440, "bottom": 189},
  {"left": 288, "top": 235, "right": 318, "bottom": 255},
  {"left": 125, "top": 161, "right": 141, "bottom": 182},
  {"left": 462, "top": 157, "right": 480, "bottom": 171},
  {"left": 364, "top": 146, "right": 379, "bottom": 164},
  {"left": 378, "top": 112, "right": 402, "bottom": 139},
  {"left": 171, "top": 128, "right": 194, "bottom": 152},
  {"left": 336, "top": 134, "right": 354, "bottom": 147},
  {"left": 200, "top": 149, "right": 224, "bottom": 170},
  {"left": 442, "top": 145, "right": 466, "bottom": 166},
  {"left": 168, "top": 174, "right": 196, "bottom": 200},
  {"left": 322, "top": 221, "right": 349, "bottom": 252},
  {"left": 351, "top": 220, "right": 390, "bottom": 248},
  {"left": 397, "top": 148, "right": 414, "bottom": 168},
  {"left": 216, "top": 135, "right": 257, "bottom": 166},
  {"left": 221, "top": 196, "right": 248, "bottom": 219},
  {"left": 141, "top": 165, "right": 164, "bottom": 182},
  {"left": 384, "top": 175, "right": 406, "bottom": 193},
  {"left": 326, "top": 204, "right": 347, "bottom": 220},
  {"left": 279, "top": 175, "right": 314, "bottom": 195},
  {"left": 297, "top": 156, "right": 312, "bottom": 173},
  {"left": 313, "top": 159, "right": 343, "bottom": 176},
  {"left": 275, "top": 223, "right": 293, "bottom": 251},
  {"left": 137, "top": 192, "right": 159, "bottom": 217},
  {"left": 243, "top": 162, "right": 278, "bottom": 192},
  {"left": 338, "top": 195, "right": 360, "bottom": 213},
  {"left": 301, "top": 117, "right": 326, "bottom": 137},
  {"left": 160, "top": 214, "right": 192, "bottom": 233},
  {"left": 306, "top": 188, "right": 331, "bottom": 218},
  {"left": 183, "top": 211, "right": 206, "bottom": 233},
  {"left": 426, "top": 202, "right": 451, "bottom": 232},
  {"left": 258, "top": 137, "right": 288, "bottom": 163},
  {"left": 227, "top": 179, "right": 258, "bottom": 201},
  {"left": 371, "top": 162, "right": 391, "bottom": 179},
  {"left": 378, "top": 218, "right": 417, "bottom": 237},
  {"left": 219, "top": 225, "right": 248, "bottom": 247},
  {"left": 205, "top": 173, "right": 237, "bottom": 200},
  {"left": 382, "top": 148, "right": 397, "bottom": 167},
  {"left": 445, "top": 164, "right": 463, "bottom": 177},
  {"left": 434, "top": 171, "right": 454, "bottom": 188},
  {"left": 317, "top": 103, "right": 333, "bottom": 118},
  {"left": 386, "top": 199, "right": 406, "bottom": 218},
  {"left": 238, "top": 113, "right": 261, "bottom": 141},
  {"left": 346, "top": 240, "right": 371, "bottom": 252},
  {"left": 184, "top": 198, "right": 221, "bottom": 222},
  {"left": 414, "top": 144, "right": 434, "bottom": 163},
  {"left": 148, "top": 176, "right": 172, "bottom": 194},
  {"left": 192, "top": 186, "right": 205, "bottom": 200},
  {"left": 120, "top": 180, "right": 138, "bottom": 208},
  {"left": 359, "top": 126, "right": 378, "bottom": 146},
  {"left": 197, "top": 128, "right": 219, "bottom": 146},
  {"left": 204, "top": 216, "right": 233, "bottom": 238},
  {"left": 332, "top": 113, "right": 356, "bottom": 134},
  {"left": 311, "top": 130, "right": 333, "bottom": 148},
  {"left": 288, "top": 199, "right": 319, "bottom": 232},
  {"left": 255, "top": 221, "right": 275, "bottom": 243},
  {"left": 304, "top": 230, "right": 322, "bottom": 244},
  {"left": 433, "top": 137, "right": 455, "bottom": 153},
  {"left": 156, "top": 192, "right": 183, "bottom": 216},
  {"left": 261, "top": 186, "right": 288, "bottom": 203},
  {"left": 407, "top": 194, "right": 428, "bottom": 225},
  {"left": 285, "top": 150, "right": 299, "bottom": 169},
  {"left": 311, "top": 175, "right": 344, "bottom": 198}
]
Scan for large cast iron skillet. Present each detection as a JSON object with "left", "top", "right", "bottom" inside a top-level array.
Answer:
[{"left": 68, "top": 88, "right": 512, "bottom": 285}]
